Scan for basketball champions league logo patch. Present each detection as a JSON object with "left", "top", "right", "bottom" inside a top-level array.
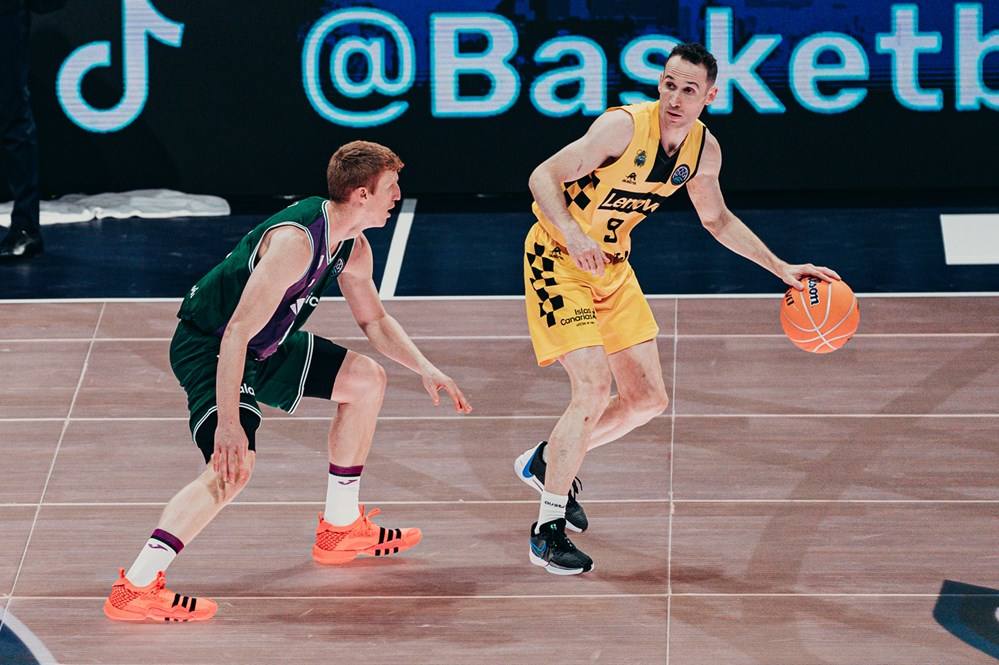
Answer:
[
  {"left": 670, "top": 164, "right": 691, "bottom": 186},
  {"left": 634, "top": 150, "right": 647, "bottom": 167}
]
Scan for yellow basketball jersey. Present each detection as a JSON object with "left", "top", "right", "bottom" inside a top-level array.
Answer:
[{"left": 532, "top": 101, "right": 706, "bottom": 262}]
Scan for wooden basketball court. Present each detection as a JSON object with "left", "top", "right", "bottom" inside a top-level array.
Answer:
[{"left": 1, "top": 295, "right": 998, "bottom": 663}]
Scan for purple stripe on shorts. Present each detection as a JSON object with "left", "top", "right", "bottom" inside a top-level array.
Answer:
[
  {"left": 151, "top": 529, "right": 185, "bottom": 554},
  {"left": 329, "top": 463, "right": 363, "bottom": 477}
]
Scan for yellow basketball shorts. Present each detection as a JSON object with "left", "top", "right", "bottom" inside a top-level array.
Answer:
[{"left": 523, "top": 222, "right": 659, "bottom": 367}]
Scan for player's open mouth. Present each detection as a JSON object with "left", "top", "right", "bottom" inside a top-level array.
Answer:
[{"left": 667, "top": 110, "right": 683, "bottom": 120}]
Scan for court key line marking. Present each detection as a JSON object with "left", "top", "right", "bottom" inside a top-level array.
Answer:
[
  {"left": 2, "top": 303, "right": 105, "bottom": 633},
  {"left": 378, "top": 198, "right": 417, "bottom": 299}
]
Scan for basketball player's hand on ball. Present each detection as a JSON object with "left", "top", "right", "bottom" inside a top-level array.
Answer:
[
  {"left": 421, "top": 367, "right": 473, "bottom": 414},
  {"left": 565, "top": 229, "right": 609, "bottom": 277},
  {"left": 779, "top": 262, "right": 841, "bottom": 291}
]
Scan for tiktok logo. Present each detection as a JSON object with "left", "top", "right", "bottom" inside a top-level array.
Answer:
[
  {"left": 56, "top": 0, "right": 184, "bottom": 133},
  {"left": 301, "top": 8, "right": 415, "bottom": 127}
]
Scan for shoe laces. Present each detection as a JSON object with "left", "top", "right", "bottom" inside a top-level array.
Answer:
[
  {"left": 550, "top": 526, "right": 578, "bottom": 552},
  {"left": 355, "top": 506, "right": 381, "bottom": 535},
  {"left": 568, "top": 477, "right": 583, "bottom": 501},
  {"left": 150, "top": 571, "right": 166, "bottom": 594}
]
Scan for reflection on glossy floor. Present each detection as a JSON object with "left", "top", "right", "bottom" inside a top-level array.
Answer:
[{"left": 1, "top": 297, "right": 998, "bottom": 664}]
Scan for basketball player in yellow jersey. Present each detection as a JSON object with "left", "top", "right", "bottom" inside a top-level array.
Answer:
[{"left": 516, "top": 42, "right": 840, "bottom": 574}]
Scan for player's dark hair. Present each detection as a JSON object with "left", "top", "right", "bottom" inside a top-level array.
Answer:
[
  {"left": 667, "top": 42, "right": 718, "bottom": 85},
  {"left": 327, "top": 141, "right": 404, "bottom": 202}
]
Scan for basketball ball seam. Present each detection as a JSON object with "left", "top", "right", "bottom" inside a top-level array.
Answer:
[
  {"left": 822, "top": 295, "right": 858, "bottom": 339},
  {"left": 799, "top": 288, "right": 835, "bottom": 351}
]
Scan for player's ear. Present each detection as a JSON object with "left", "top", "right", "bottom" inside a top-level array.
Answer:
[{"left": 705, "top": 86, "right": 718, "bottom": 105}]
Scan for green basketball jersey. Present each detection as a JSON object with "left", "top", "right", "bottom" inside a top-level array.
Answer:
[{"left": 177, "top": 196, "right": 354, "bottom": 361}]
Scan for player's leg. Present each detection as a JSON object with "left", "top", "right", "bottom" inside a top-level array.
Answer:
[
  {"left": 527, "top": 345, "right": 609, "bottom": 574},
  {"left": 546, "top": 346, "right": 613, "bottom": 495},
  {"left": 586, "top": 338, "right": 669, "bottom": 450},
  {"left": 326, "top": 350, "right": 385, "bottom": 472},
  {"left": 104, "top": 323, "right": 260, "bottom": 622},
  {"left": 517, "top": 223, "right": 603, "bottom": 540},
  {"left": 255, "top": 332, "right": 421, "bottom": 563},
  {"left": 585, "top": 269, "right": 666, "bottom": 450},
  {"left": 320, "top": 350, "right": 384, "bottom": 525},
  {"left": 105, "top": 446, "right": 257, "bottom": 623}
]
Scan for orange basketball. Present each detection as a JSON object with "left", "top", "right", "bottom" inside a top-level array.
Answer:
[{"left": 780, "top": 277, "right": 859, "bottom": 353}]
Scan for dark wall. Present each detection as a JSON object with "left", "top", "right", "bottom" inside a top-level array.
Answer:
[{"left": 24, "top": 0, "right": 999, "bottom": 197}]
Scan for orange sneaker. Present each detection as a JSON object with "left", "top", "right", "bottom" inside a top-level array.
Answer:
[
  {"left": 312, "top": 505, "right": 422, "bottom": 565},
  {"left": 103, "top": 569, "right": 218, "bottom": 622}
]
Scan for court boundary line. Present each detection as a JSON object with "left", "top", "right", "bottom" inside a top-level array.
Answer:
[
  {"left": 2, "top": 291, "right": 998, "bottom": 304},
  {"left": 378, "top": 198, "right": 417, "bottom": 299},
  {"left": 2, "top": 303, "right": 105, "bottom": 634}
]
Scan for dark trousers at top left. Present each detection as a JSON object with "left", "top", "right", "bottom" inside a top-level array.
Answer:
[{"left": 0, "top": 2, "right": 40, "bottom": 235}]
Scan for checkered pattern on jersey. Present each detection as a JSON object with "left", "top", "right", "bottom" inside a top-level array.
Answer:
[
  {"left": 525, "top": 242, "right": 565, "bottom": 328},
  {"left": 561, "top": 172, "right": 601, "bottom": 213}
]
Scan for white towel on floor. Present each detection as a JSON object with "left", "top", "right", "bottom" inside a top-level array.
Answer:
[{"left": 0, "top": 189, "right": 231, "bottom": 226}]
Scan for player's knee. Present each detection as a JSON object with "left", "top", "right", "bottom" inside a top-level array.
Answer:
[
  {"left": 203, "top": 455, "right": 255, "bottom": 504},
  {"left": 631, "top": 388, "right": 669, "bottom": 422},
  {"left": 572, "top": 371, "right": 612, "bottom": 412},
  {"left": 353, "top": 354, "right": 387, "bottom": 397},
  {"left": 231, "top": 457, "right": 255, "bottom": 494}
]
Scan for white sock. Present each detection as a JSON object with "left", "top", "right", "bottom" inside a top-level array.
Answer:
[
  {"left": 537, "top": 490, "right": 567, "bottom": 531},
  {"left": 325, "top": 464, "right": 362, "bottom": 526},
  {"left": 125, "top": 531, "right": 182, "bottom": 586}
]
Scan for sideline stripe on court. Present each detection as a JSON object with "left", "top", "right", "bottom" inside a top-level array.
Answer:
[{"left": 378, "top": 198, "right": 417, "bottom": 299}]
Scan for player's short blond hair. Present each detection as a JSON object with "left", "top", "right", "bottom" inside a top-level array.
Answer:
[{"left": 326, "top": 141, "right": 404, "bottom": 202}]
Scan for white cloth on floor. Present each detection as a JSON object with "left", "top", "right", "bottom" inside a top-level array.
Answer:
[{"left": 0, "top": 189, "right": 231, "bottom": 226}]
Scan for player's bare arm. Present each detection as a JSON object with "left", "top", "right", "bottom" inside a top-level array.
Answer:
[
  {"left": 529, "top": 109, "right": 633, "bottom": 276},
  {"left": 214, "top": 226, "right": 312, "bottom": 483},
  {"left": 338, "top": 233, "right": 472, "bottom": 413},
  {"left": 686, "top": 131, "right": 840, "bottom": 291}
]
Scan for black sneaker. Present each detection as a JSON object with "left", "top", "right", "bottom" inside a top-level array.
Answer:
[
  {"left": 514, "top": 441, "right": 589, "bottom": 532},
  {"left": 529, "top": 519, "right": 593, "bottom": 575}
]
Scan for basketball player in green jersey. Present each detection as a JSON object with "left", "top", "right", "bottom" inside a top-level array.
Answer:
[
  {"left": 104, "top": 141, "right": 473, "bottom": 622},
  {"left": 517, "top": 43, "right": 839, "bottom": 573}
]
